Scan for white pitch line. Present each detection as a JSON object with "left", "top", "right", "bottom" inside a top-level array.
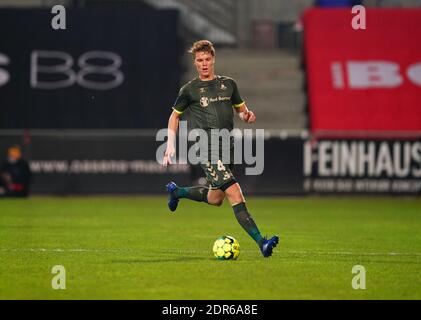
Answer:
[
  {"left": 1, "top": 248, "right": 421, "bottom": 257},
  {"left": 0, "top": 248, "right": 128, "bottom": 253},
  {"left": 285, "top": 250, "right": 421, "bottom": 257}
]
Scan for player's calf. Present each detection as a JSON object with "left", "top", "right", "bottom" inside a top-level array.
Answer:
[
  {"left": 168, "top": 182, "right": 210, "bottom": 204},
  {"left": 232, "top": 202, "right": 265, "bottom": 249},
  {"left": 226, "top": 184, "right": 279, "bottom": 257}
]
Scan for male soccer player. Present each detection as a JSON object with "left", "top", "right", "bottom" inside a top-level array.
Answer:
[{"left": 163, "top": 40, "right": 279, "bottom": 257}]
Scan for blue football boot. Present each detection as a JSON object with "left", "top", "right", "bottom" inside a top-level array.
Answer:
[
  {"left": 260, "top": 235, "right": 279, "bottom": 257},
  {"left": 166, "top": 181, "right": 179, "bottom": 212}
]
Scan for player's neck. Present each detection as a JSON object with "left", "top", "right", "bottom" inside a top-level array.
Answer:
[{"left": 198, "top": 73, "right": 216, "bottom": 81}]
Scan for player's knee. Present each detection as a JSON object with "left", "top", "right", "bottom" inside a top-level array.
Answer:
[
  {"left": 215, "top": 199, "right": 224, "bottom": 206},
  {"left": 209, "top": 197, "right": 224, "bottom": 206},
  {"left": 207, "top": 189, "right": 225, "bottom": 206},
  {"left": 225, "top": 185, "right": 245, "bottom": 205},
  {"left": 231, "top": 196, "right": 244, "bottom": 205}
]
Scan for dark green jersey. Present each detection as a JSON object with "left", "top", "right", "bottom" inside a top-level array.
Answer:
[{"left": 172, "top": 75, "right": 244, "bottom": 131}]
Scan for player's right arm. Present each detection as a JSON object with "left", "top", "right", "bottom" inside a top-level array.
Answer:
[
  {"left": 163, "top": 84, "right": 190, "bottom": 166},
  {"left": 163, "top": 111, "right": 180, "bottom": 166}
]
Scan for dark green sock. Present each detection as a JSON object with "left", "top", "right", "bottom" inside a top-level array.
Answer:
[
  {"left": 233, "top": 202, "right": 264, "bottom": 248},
  {"left": 174, "top": 186, "right": 209, "bottom": 203}
]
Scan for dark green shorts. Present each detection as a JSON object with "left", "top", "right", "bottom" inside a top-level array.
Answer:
[{"left": 200, "top": 160, "right": 237, "bottom": 191}]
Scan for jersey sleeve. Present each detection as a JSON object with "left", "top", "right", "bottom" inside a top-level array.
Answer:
[
  {"left": 230, "top": 79, "right": 245, "bottom": 108},
  {"left": 172, "top": 85, "right": 190, "bottom": 115}
]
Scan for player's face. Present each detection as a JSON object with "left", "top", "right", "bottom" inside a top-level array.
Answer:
[{"left": 194, "top": 51, "right": 215, "bottom": 80}]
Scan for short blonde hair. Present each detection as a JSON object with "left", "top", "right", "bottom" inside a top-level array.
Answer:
[{"left": 188, "top": 40, "right": 215, "bottom": 58}]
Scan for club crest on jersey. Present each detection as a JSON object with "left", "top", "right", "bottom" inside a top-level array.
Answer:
[
  {"left": 199, "top": 88, "right": 206, "bottom": 93},
  {"left": 200, "top": 97, "right": 209, "bottom": 107},
  {"left": 220, "top": 83, "right": 227, "bottom": 90}
]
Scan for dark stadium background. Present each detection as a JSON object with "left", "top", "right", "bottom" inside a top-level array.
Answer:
[{"left": 0, "top": 0, "right": 420, "bottom": 196}]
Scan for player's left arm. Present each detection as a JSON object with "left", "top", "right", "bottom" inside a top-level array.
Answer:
[
  {"left": 234, "top": 103, "right": 256, "bottom": 124},
  {"left": 231, "top": 79, "right": 255, "bottom": 124}
]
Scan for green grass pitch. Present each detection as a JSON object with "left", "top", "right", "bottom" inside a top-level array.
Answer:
[{"left": 0, "top": 196, "right": 420, "bottom": 299}]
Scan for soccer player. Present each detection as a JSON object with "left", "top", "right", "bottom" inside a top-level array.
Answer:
[{"left": 163, "top": 40, "right": 279, "bottom": 257}]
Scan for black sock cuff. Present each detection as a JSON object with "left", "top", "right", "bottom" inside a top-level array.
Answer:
[{"left": 233, "top": 202, "right": 247, "bottom": 214}]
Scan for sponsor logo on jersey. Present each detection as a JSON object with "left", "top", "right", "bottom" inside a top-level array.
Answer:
[
  {"left": 210, "top": 96, "right": 230, "bottom": 103},
  {"left": 200, "top": 97, "right": 209, "bottom": 107},
  {"left": 200, "top": 96, "right": 230, "bottom": 107}
]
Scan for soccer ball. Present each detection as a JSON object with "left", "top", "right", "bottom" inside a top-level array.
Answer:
[{"left": 213, "top": 236, "right": 240, "bottom": 260}]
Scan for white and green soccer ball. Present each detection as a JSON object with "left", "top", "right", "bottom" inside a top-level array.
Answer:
[{"left": 213, "top": 236, "right": 240, "bottom": 260}]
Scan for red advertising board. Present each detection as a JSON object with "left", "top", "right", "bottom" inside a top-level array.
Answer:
[{"left": 303, "top": 8, "right": 421, "bottom": 137}]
